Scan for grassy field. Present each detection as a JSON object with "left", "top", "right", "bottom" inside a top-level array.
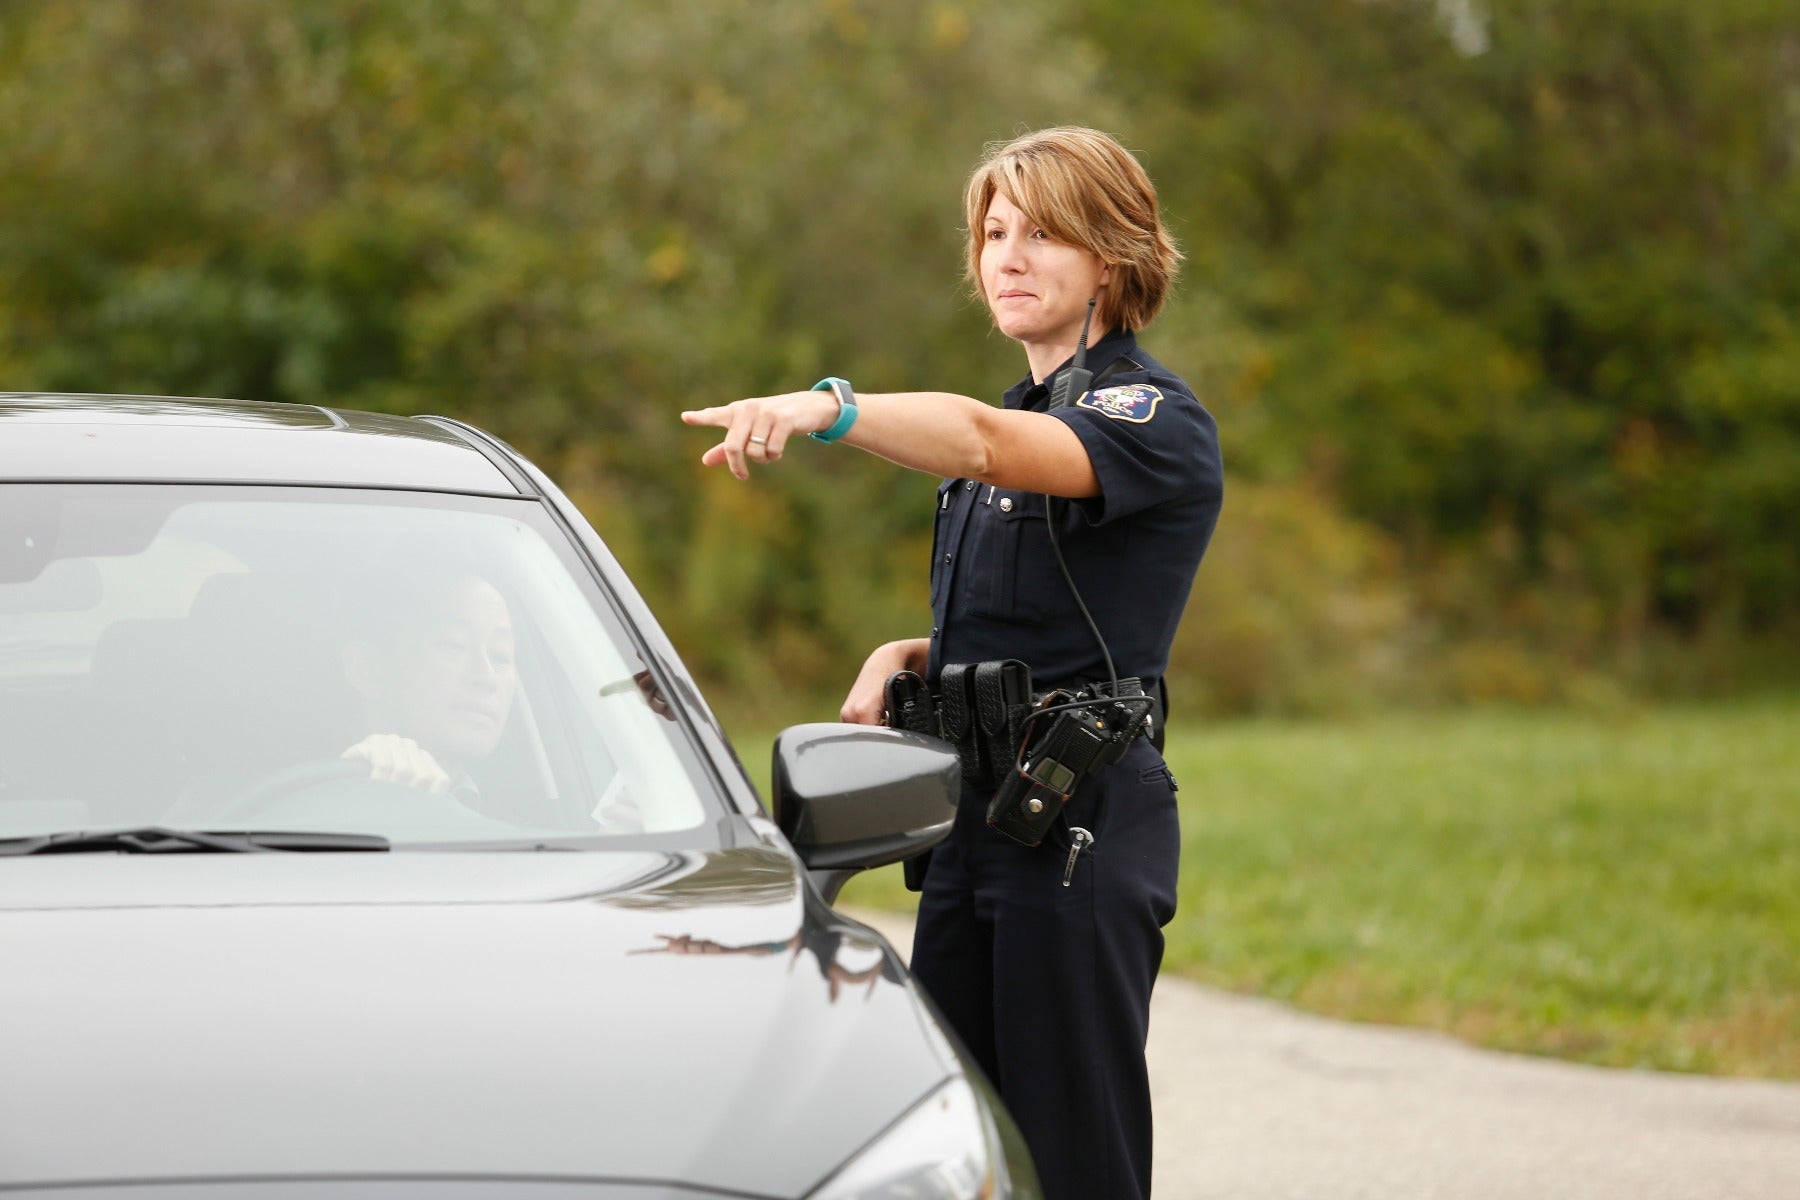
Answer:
[{"left": 744, "top": 697, "right": 1800, "bottom": 1078}]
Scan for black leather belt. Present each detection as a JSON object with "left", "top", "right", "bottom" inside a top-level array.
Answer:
[{"left": 884, "top": 661, "right": 1165, "bottom": 789}]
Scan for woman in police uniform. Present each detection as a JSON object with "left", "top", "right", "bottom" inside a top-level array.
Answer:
[{"left": 683, "top": 127, "right": 1222, "bottom": 1200}]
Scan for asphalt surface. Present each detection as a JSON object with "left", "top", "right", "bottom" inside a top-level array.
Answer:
[{"left": 844, "top": 907, "right": 1800, "bottom": 1200}]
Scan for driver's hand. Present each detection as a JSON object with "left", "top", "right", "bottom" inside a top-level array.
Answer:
[{"left": 341, "top": 734, "right": 453, "bottom": 794}]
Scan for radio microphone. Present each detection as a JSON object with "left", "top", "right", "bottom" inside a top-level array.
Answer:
[{"left": 1047, "top": 297, "right": 1097, "bottom": 410}]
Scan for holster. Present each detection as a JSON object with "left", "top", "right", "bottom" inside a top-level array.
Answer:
[
  {"left": 885, "top": 668, "right": 948, "bottom": 894},
  {"left": 882, "top": 670, "right": 938, "bottom": 736},
  {"left": 885, "top": 659, "right": 1030, "bottom": 892}
]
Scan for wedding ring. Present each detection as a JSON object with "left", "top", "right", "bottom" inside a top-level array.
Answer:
[{"left": 748, "top": 435, "right": 768, "bottom": 445}]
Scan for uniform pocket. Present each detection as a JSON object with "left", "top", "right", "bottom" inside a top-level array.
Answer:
[
  {"left": 1138, "top": 764, "right": 1178, "bottom": 791},
  {"left": 1057, "top": 787, "right": 1106, "bottom": 848},
  {"left": 986, "top": 491, "right": 1056, "bottom": 622},
  {"left": 1055, "top": 753, "right": 1138, "bottom": 848}
]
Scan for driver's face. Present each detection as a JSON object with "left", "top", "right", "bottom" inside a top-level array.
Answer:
[{"left": 384, "top": 577, "right": 518, "bottom": 764}]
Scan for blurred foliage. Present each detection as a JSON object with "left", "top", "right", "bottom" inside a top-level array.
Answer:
[
  {"left": 1, "top": 0, "right": 1796, "bottom": 713},
  {"left": 1082, "top": 0, "right": 1800, "bottom": 707}
]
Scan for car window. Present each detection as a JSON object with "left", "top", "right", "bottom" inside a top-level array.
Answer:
[{"left": 0, "top": 484, "right": 711, "bottom": 845}]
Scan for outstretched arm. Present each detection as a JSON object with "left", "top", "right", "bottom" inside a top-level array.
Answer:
[{"left": 681, "top": 388, "right": 1099, "bottom": 499}]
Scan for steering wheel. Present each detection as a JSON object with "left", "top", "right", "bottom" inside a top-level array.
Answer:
[
  {"left": 212, "top": 759, "right": 529, "bottom": 840},
  {"left": 215, "top": 759, "right": 375, "bottom": 825}
]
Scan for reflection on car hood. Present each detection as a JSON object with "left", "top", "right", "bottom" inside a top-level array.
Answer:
[{"left": 0, "top": 848, "right": 957, "bottom": 1196}]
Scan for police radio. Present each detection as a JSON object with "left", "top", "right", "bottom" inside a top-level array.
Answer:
[
  {"left": 1045, "top": 297, "right": 1096, "bottom": 411},
  {"left": 986, "top": 680, "right": 1151, "bottom": 846}
]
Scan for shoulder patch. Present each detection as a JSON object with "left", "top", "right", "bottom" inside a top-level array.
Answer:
[{"left": 1077, "top": 383, "right": 1163, "bottom": 423}]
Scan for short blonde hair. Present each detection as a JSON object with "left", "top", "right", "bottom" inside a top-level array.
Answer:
[{"left": 963, "top": 127, "right": 1181, "bottom": 334}]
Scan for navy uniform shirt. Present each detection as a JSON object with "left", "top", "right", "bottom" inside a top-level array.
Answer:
[{"left": 927, "top": 328, "right": 1223, "bottom": 688}]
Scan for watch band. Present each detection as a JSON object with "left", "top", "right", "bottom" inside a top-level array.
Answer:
[{"left": 809, "top": 377, "right": 859, "bottom": 443}]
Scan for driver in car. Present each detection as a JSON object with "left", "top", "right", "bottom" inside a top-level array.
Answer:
[{"left": 340, "top": 571, "right": 518, "bottom": 799}]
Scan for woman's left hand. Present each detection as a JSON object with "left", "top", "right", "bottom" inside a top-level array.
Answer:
[{"left": 680, "top": 391, "right": 838, "bottom": 480}]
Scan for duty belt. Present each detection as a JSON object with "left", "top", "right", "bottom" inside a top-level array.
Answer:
[{"left": 883, "top": 660, "right": 1164, "bottom": 790}]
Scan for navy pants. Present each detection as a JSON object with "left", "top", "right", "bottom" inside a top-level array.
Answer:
[{"left": 910, "top": 738, "right": 1180, "bottom": 1200}]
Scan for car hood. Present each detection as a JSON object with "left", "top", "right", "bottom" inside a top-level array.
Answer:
[{"left": 0, "top": 845, "right": 957, "bottom": 1196}]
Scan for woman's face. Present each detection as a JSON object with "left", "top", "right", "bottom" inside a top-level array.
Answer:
[
  {"left": 979, "top": 190, "right": 1111, "bottom": 351},
  {"left": 377, "top": 577, "right": 518, "bottom": 764}
]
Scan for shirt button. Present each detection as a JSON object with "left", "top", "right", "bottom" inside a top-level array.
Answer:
[
  {"left": 965, "top": 481, "right": 975, "bottom": 490},
  {"left": 999, "top": 497, "right": 1013, "bottom": 512},
  {"left": 931, "top": 626, "right": 939, "bottom": 637},
  {"left": 942, "top": 553, "right": 952, "bottom": 563}
]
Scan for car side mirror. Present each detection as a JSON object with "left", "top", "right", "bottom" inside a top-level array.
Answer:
[{"left": 773, "top": 723, "right": 959, "bottom": 905}]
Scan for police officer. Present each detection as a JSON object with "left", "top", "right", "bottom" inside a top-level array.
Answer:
[{"left": 682, "top": 126, "right": 1222, "bottom": 1200}]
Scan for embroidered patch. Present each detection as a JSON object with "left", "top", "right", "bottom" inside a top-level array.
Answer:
[{"left": 1077, "top": 383, "right": 1163, "bottom": 423}]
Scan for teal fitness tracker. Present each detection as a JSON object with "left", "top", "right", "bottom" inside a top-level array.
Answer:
[{"left": 809, "top": 377, "right": 858, "bottom": 442}]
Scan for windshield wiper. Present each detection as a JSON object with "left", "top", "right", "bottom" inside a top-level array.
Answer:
[{"left": 0, "top": 826, "right": 391, "bottom": 855}]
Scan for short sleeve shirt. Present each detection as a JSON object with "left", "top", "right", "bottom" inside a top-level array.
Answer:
[{"left": 927, "top": 329, "right": 1224, "bottom": 687}]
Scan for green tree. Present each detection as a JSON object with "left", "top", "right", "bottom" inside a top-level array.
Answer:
[
  {"left": 0, "top": 0, "right": 1106, "bottom": 702},
  {"left": 1077, "top": 0, "right": 1800, "bottom": 692},
  {"left": 5, "top": 0, "right": 1795, "bottom": 712}
]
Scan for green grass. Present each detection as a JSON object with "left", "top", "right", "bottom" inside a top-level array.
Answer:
[{"left": 747, "top": 698, "right": 1800, "bottom": 1078}]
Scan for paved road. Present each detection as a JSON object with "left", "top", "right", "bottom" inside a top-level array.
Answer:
[{"left": 844, "top": 907, "right": 1800, "bottom": 1200}]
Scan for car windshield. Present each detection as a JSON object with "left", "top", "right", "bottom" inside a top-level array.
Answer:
[{"left": 0, "top": 483, "right": 712, "bottom": 846}]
